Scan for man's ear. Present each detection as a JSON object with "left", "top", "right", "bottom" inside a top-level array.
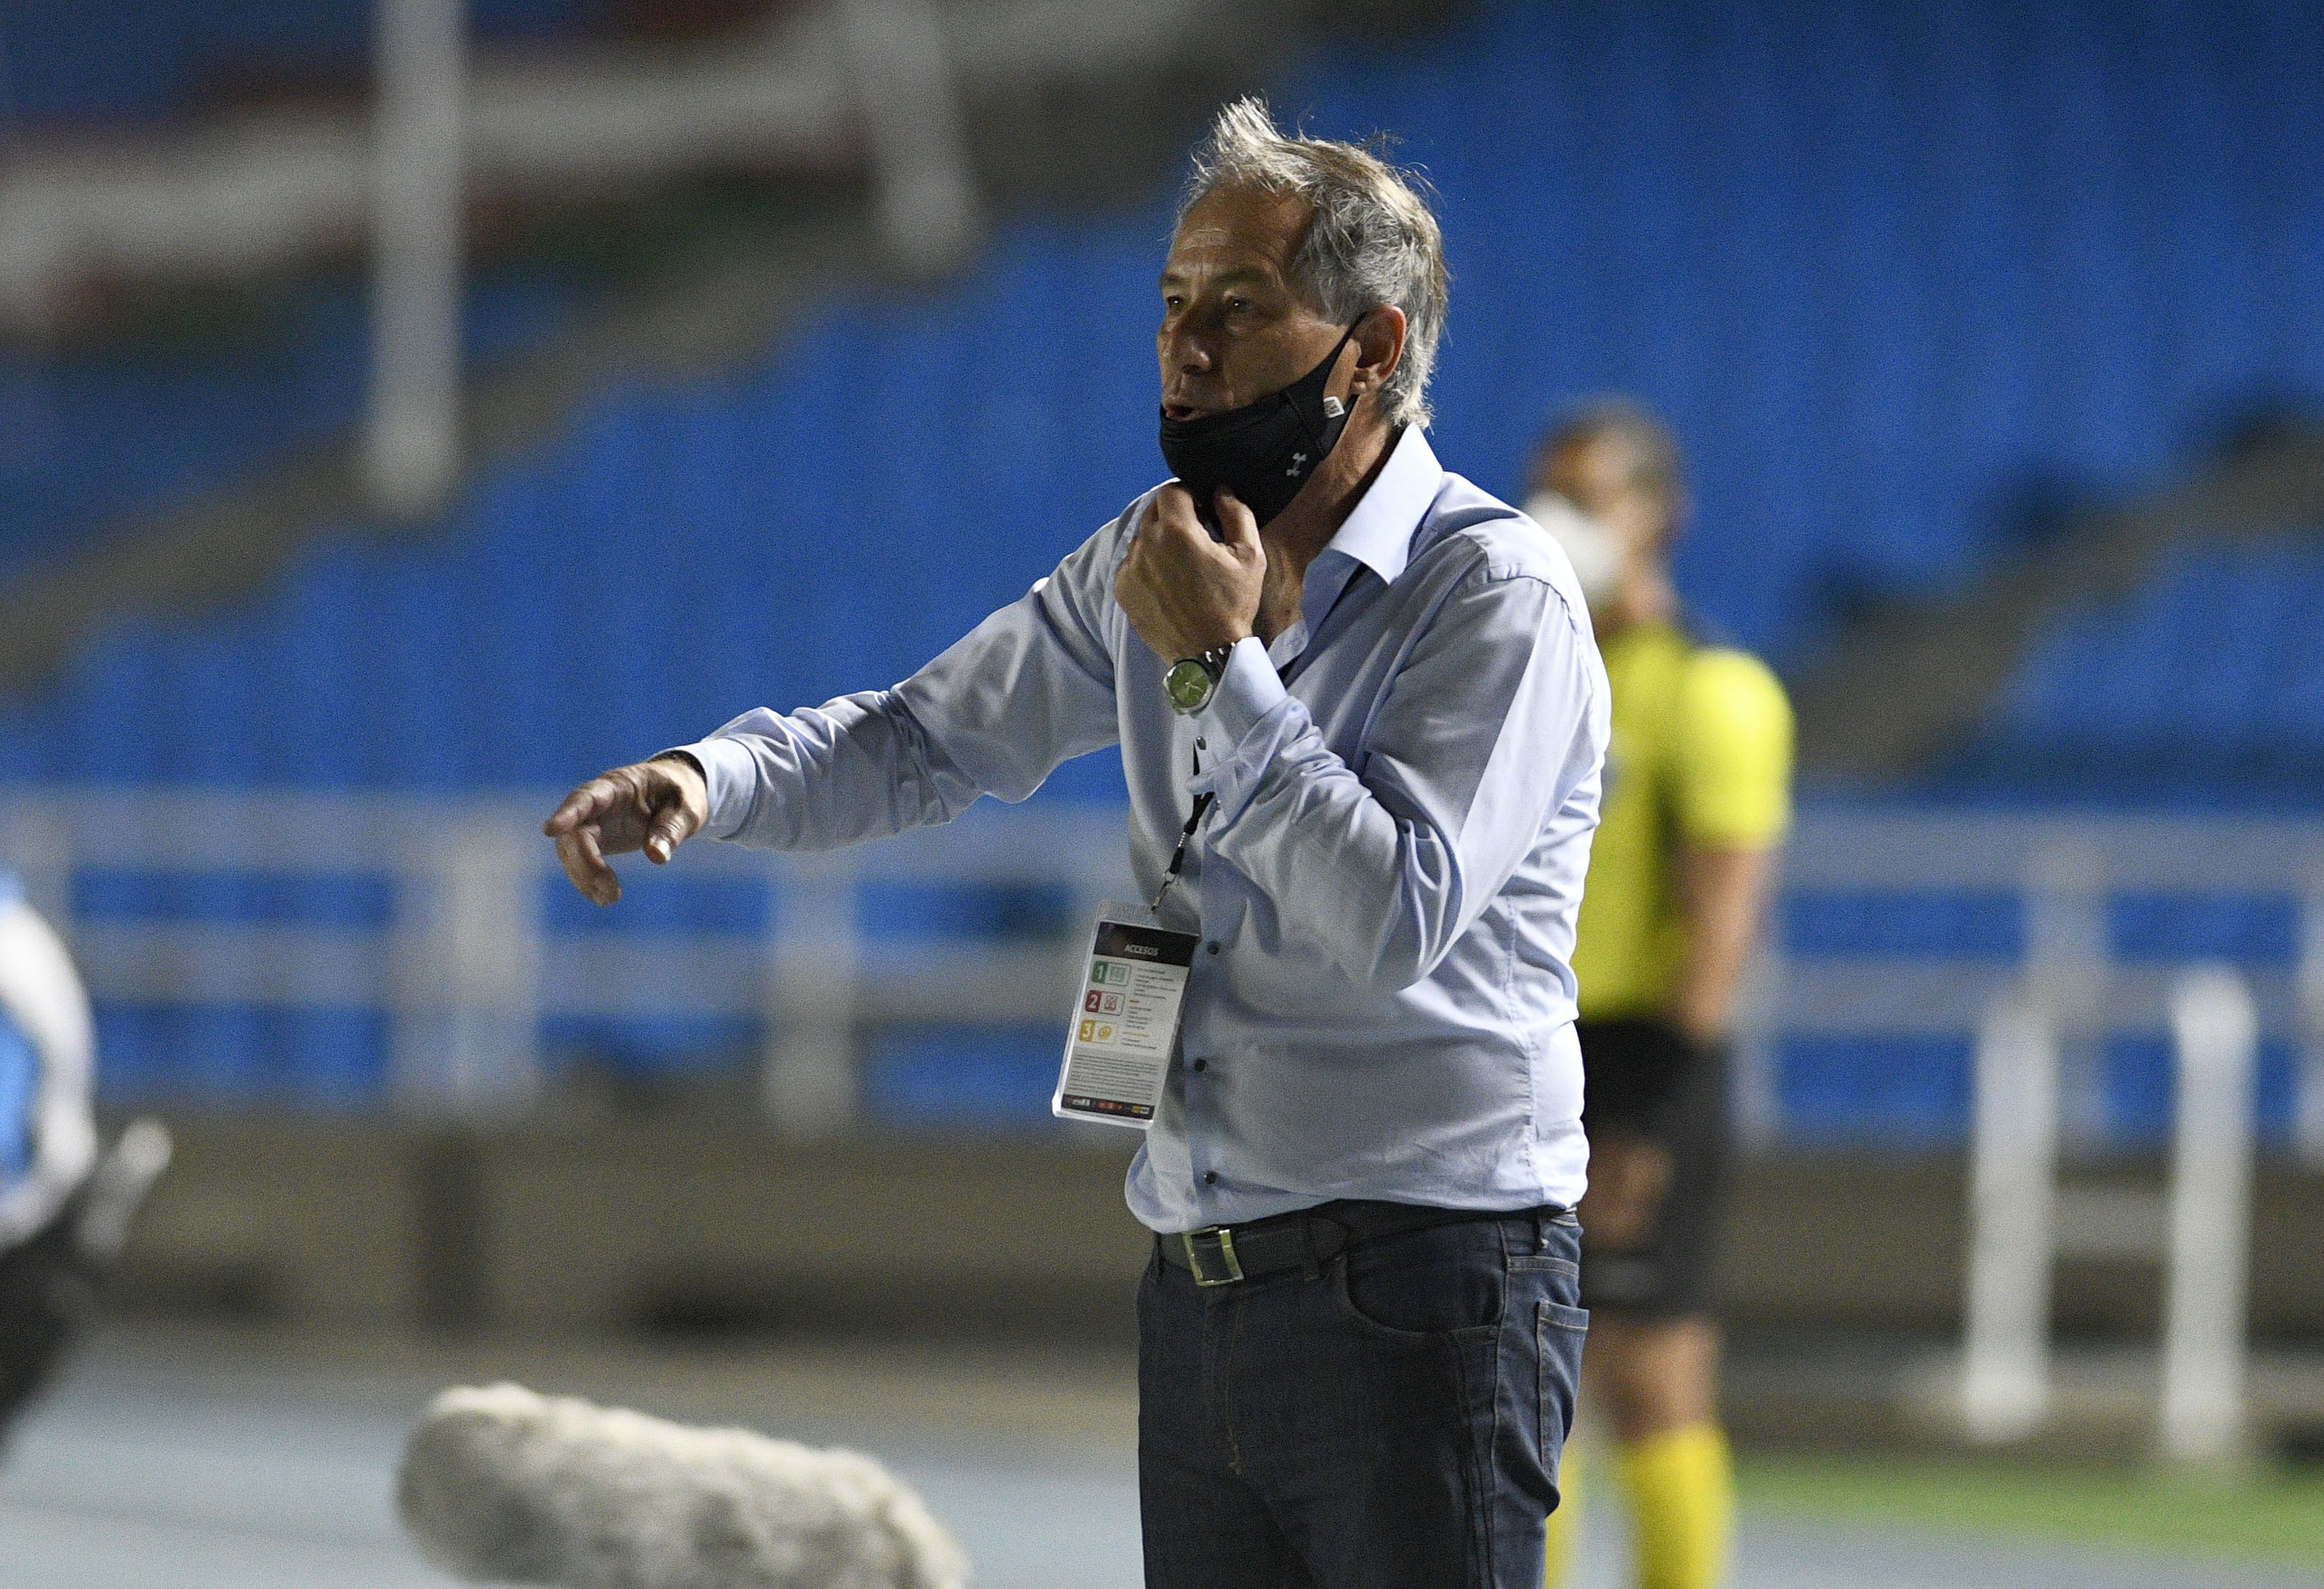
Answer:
[{"left": 1348, "top": 305, "right": 1407, "bottom": 402}]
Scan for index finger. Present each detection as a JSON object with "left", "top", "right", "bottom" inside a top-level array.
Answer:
[
  {"left": 556, "top": 827, "right": 619, "bottom": 906},
  {"left": 1154, "top": 480, "right": 1201, "bottom": 524},
  {"left": 543, "top": 775, "right": 621, "bottom": 836},
  {"left": 1135, "top": 487, "right": 1177, "bottom": 541},
  {"left": 1212, "top": 486, "right": 1259, "bottom": 547},
  {"left": 1150, "top": 484, "right": 1213, "bottom": 545}
]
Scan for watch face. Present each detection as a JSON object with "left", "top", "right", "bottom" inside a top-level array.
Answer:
[{"left": 1165, "top": 659, "right": 1214, "bottom": 713}]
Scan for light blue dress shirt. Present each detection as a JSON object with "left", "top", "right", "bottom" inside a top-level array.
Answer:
[{"left": 682, "top": 426, "right": 1609, "bottom": 1232}]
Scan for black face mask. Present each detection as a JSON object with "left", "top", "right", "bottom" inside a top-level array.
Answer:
[{"left": 1158, "top": 322, "right": 1360, "bottom": 529}]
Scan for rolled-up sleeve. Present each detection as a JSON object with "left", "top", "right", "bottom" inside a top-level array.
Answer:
[
  {"left": 1189, "top": 553, "right": 1602, "bottom": 990},
  {"left": 674, "top": 510, "right": 1128, "bottom": 851}
]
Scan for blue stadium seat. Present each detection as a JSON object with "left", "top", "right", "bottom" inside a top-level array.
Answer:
[
  {"left": 0, "top": 0, "right": 611, "bottom": 132},
  {"left": 0, "top": 272, "right": 581, "bottom": 588},
  {"left": 1972, "top": 531, "right": 2324, "bottom": 794}
]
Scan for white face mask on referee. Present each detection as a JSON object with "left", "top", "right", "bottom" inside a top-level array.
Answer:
[{"left": 1524, "top": 491, "right": 1625, "bottom": 608}]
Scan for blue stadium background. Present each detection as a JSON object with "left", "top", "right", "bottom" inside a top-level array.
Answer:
[{"left": 3, "top": 0, "right": 2320, "bottom": 1137}]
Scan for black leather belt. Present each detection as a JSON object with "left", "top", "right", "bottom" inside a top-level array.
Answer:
[{"left": 1156, "top": 1199, "right": 1574, "bottom": 1288}]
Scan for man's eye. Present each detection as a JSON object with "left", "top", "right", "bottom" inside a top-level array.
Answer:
[{"left": 1225, "top": 297, "right": 1249, "bottom": 313}]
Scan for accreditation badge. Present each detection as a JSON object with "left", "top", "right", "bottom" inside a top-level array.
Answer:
[{"left": 1052, "top": 903, "right": 1198, "bottom": 1128}]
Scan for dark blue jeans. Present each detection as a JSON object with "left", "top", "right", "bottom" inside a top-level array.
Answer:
[{"left": 1137, "top": 1207, "right": 1587, "bottom": 1588}]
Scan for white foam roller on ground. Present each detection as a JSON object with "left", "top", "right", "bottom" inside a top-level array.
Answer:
[{"left": 397, "top": 1384, "right": 971, "bottom": 1589}]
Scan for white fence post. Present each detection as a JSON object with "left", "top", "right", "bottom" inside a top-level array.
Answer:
[
  {"left": 834, "top": 0, "right": 980, "bottom": 277},
  {"left": 394, "top": 815, "right": 540, "bottom": 1113},
  {"left": 2295, "top": 888, "right": 2324, "bottom": 1168},
  {"left": 1961, "top": 992, "right": 2060, "bottom": 1442},
  {"left": 2024, "top": 838, "right": 2108, "bottom": 1147},
  {"left": 764, "top": 858, "right": 860, "bottom": 1136},
  {"left": 366, "top": 0, "right": 466, "bottom": 516},
  {"left": 2158, "top": 965, "right": 2257, "bottom": 1465},
  {"left": 0, "top": 802, "right": 74, "bottom": 934}
]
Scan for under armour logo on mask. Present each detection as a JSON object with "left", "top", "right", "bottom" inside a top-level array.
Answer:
[{"left": 1286, "top": 452, "right": 1308, "bottom": 477}]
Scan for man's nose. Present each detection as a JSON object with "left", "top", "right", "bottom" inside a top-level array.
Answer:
[
  {"left": 1164, "top": 325, "right": 1214, "bottom": 375},
  {"left": 1163, "top": 306, "right": 1225, "bottom": 370}
]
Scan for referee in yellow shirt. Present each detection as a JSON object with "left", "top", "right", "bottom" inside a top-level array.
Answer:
[{"left": 1529, "top": 403, "right": 1793, "bottom": 1589}]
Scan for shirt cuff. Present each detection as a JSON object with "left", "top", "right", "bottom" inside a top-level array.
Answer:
[
  {"left": 1189, "top": 636, "right": 1295, "bottom": 827},
  {"left": 1200, "top": 636, "right": 1285, "bottom": 742},
  {"left": 659, "top": 736, "right": 756, "bottom": 841}
]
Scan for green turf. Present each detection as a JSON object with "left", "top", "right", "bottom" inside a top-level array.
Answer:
[{"left": 1736, "top": 1452, "right": 2324, "bottom": 1567}]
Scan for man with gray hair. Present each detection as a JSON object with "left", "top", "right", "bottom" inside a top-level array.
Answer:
[{"left": 546, "top": 98, "right": 1606, "bottom": 1584}]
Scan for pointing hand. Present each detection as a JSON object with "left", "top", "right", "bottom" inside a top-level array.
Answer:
[{"left": 541, "top": 754, "right": 709, "bottom": 906}]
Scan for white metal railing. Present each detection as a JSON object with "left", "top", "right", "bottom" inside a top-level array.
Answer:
[
  {"left": 2159, "top": 968, "right": 2258, "bottom": 1463},
  {"left": 0, "top": 789, "right": 1130, "bottom": 1130},
  {"left": 0, "top": 0, "right": 1198, "bottom": 332},
  {"left": 1960, "top": 968, "right": 2259, "bottom": 1463},
  {"left": 9, "top": 788, "right": 2308, "bottom": 1460},
  {"left": 1734, "top": 809, "right": 2324, "bottom": 1166},
  {"left": 5, "top": 792, "right": 2324, "bottom": 1159},
  {"left": 359, "top": 0, "right": 975, "bottom": 517}
]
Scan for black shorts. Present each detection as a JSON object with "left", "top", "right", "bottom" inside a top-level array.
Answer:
[{"left": 1576, "top": 1018, "right": 1731, "bottom": 1321}]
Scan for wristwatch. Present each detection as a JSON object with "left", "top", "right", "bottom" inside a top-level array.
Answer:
[{"left": 1164, "top": 644, "right": 1239, "bottom": 716}]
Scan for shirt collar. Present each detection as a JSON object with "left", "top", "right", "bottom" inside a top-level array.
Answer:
[
  {"left": 1278, "top": 426, "right": 1442, "bottom": 667},
  {"left": 1318, "top": 423, "right": 1440, "bottom": 588}
]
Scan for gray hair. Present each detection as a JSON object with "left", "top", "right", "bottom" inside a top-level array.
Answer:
[{"left": 1177, "top": 97, "right": 1450, "bottom": 429}]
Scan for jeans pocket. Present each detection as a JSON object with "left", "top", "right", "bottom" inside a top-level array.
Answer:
[
  {"left": 1332, "top": 1225, "right": 1508, "bottom": 1346},
  {"left": 1536, "top": 1300, "right": 1589, "bottom": 1459}
]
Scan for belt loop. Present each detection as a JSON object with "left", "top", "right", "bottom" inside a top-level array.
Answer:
[
  {"left": 1298, "top": 1214, "right": 1321, "bottom": 1281},
  {"left": 1534, "top": 1207, "right": 1549, "bottom": 1252}
]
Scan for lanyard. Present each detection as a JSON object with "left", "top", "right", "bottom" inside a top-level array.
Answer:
[
  {"left": 1145, "top": 611, "right": 1332, "bottom": 917},
  {"left": 1150, "top": 741, "right": 1213, "bottom": 915}
]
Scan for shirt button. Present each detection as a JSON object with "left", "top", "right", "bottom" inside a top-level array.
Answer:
[
  {"left": 1203, "top": 1171, "right": 1219, "bottom": 1186},
  {"left": 1206, "top": 941, "right": 1222, "bottom": 955},
  {"left": 1191, "top": 1057, "right": 1208, "bottom": 1073}
]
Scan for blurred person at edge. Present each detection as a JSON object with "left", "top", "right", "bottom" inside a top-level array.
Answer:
[
  {"left": 546, "top": 99, "right": 1610, "bottom": 1586},
  {"left": 0, "top": 870, "right": 101, "bottom": 1441},
  {"left": 1529, "top": 405, "right": 1795, "bottom": 1589}
]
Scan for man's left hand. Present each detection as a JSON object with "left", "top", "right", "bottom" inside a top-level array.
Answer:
[{"left": 1114, "top": 484, "right": 1263, "bottom": 662}]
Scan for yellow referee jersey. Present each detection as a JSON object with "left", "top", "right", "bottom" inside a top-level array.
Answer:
[{"left": 1572, "top": 619, "right": 1794, "bottom": 1020}]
